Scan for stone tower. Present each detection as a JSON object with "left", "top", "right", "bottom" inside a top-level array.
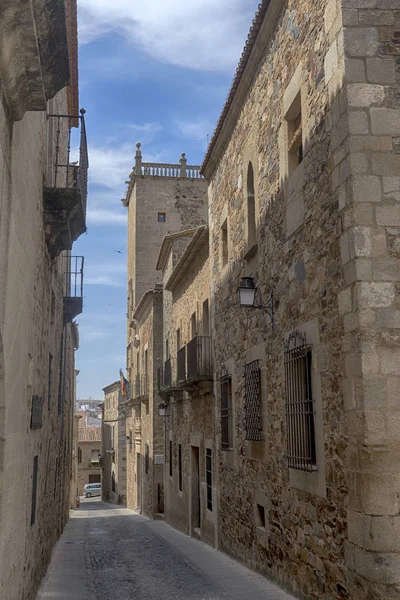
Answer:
[{"left": 124, "top": 143, "right": 208, "bottom": 310}]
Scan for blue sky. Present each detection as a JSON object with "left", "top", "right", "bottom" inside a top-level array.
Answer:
[{"left": 74, "top": 0, "right": 259, "bottom": 399}]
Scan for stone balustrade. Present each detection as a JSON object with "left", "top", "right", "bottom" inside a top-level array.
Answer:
[{"left": 134, "top": 143, "right": 203, "bottom": 179}]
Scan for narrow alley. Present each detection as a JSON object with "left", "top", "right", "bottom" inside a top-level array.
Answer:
[{"left": 37, "top": 499, "right": 296, "bottom": 600}]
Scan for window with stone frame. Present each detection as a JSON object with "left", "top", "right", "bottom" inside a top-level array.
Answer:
[
  {"left": 284, "top": 330, "right": 316, "bottom": 472},
  {"left": 178, "top": 443, "right": 182, "bottom": 492},
  {"left": 221, "top": 373, "right": 233, "bottom": 450},
  {"left": 78, "top": 447, "right": 82, "bottom": 463},
  {"left": 31, "top": 456, "right": 38, "bottom": 526},
  {"left": 246, "top": 162, "right": 256, "bottom": 247},
  {"left": 145, "top": 443, "right": 149, "bottom": 475},
  {"left": 206, "top": 448, "right": 213, "bottom": 511},
  {"left": 169, "top": 440, "right": 173, "bottom": 477},
  {"left": 221, "top": 218, "right": 228, "bottom": 267},
  {"left": 244, "top": 360, "right": 263, "bottom": 441},
  {"left": 129, "top": 430, "right": 133, "bottom": 453},
  {"left": 286, "top": 92, "right": 303, "bottom": 176}
]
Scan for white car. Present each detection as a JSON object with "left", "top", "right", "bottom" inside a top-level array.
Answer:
[{"left": 84, "top": 483, "right": 101, "bottom": 498}]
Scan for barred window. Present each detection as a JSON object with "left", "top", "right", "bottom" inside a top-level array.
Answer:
[
  {"left": 244, "top": 360, "right": 263, "bottom": 441},
  {"left": 78, "top": 447, "right": 82, "bottom": 463},
  {"left": 178, "top": 444, "right": 182, "bottom": 492},
  {"left": 169, "top": 440, "right": 173, "bottom": 477},
  {"left": 284, "top": 331, "right": 316, "bottom": 472},
  {"left": 206, "top": 448, "right": 212, "bottom": 511},
  {"left": 221, "top": 375, "right": 233, "bottom": 450},
  {"left": 145, "top": 443, "right": 149, "bottom": 474}
]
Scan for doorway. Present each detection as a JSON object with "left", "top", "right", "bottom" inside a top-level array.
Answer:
[
  {"left": 136, "top": 452, "right": 142, "bottom": 511},
  {"left": 191, "top": 446, "right": 200, "bottom": 533}
]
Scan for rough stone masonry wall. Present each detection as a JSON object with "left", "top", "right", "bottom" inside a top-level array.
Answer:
[
  {"left": 338, "top": 3, "right": 400, "bottom": 599},
  {"left": 208, "top": 1, "right": 350, "bottom": 598},
  {"left": 128, "top": 177, "right": 207, "bottom": 309},
  {"left": 0, "top": 84, "right": 77, "bottom": 599},
  {"left": 164, "top": 243, "right": 216, "bottom": 546}
]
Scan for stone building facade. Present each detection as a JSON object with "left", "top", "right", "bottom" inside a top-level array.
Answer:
[
  {"left": 101, "top": 381, "right": 127, "bottom": 504},
  {"left": 70, "top": 411, "right": 82, "bottom": 508},
  {"left": 125, "top": 288, "right": 164, "bottom": 516},
  {"left": 157, "top": 226, "right": 216, "bottom": 546},
  {"left": 200, "top": 1, "right": 400, "bottom": 599},
  {"left": 77, "top": 427, "right": 102, "bottom": 495},
  {"left": 0, "top": 1, "right": 87, "bottom": 598},
  {"left": 124, "top": 146, "right": 208, "bottom": 518}
]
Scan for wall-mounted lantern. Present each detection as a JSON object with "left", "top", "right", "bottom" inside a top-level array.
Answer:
[
  {"left": 158, "top": 403, "right": 167, "bottom": 417},
  {"left": 237, "top": 277, "right": 274, "bottom": 328}
]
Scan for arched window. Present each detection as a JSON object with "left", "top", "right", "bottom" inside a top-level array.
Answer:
[{"left": 247, "top": 162, "right": 256, "bottom": 247}]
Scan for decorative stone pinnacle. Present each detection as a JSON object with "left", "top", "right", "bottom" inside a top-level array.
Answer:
[
  {"left": 181, "top": 152, "right": 186, "bottom": 158},
  {"left": 136, "top": 142, "right": 141, "bottom": 149}
]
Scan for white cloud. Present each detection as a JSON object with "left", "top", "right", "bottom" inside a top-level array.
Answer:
[
  {"left": 87, "top": 209, "right": 126, "bottom": 226},
  {"left": 88, "top": 136, "right": 161, "bottom": 190},
  {"left": 85, "top": 276, "right": 123, "bottom": 287},
  {"left": 175, "top": 118, "right": 212, "bottom": 143},
  {"left": 78, "top": 0, "right": 257, "bottom": 72}
]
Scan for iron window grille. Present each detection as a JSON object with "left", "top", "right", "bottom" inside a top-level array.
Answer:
[
  {"left": 169, "top": 441, "right": 173, "bottom": 477},
  {"left": 221, "top": 372, "right": 233, "bottom": 450},
  {"left": 284, "top": 330, "right": 317, "bottom": 472},
  {"left": 206, "top": 448, "right": 213, "bottom": 511},
  {"left": 178, "top": 444, "right": 182, "bottom": 492},
  {"left": 244, "top": 360, "right": 263, "bottom": 441}
]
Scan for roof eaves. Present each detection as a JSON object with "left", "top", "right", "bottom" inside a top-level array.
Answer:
[{"left": 201, "top": 0, "right": 276, "bottom": 179}]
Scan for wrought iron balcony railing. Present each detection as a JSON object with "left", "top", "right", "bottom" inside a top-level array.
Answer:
[
  {"left": 177, "top": 347, "right": 186, "bottom": 384},
  {"left": 135, "top": 375, "right": 149, "bottom": 399},
  {"left": 43, "top": 109, "right": 89, "bottom": 258},
  {"left": 63, "top": 255, "right": 84, "bottom": 324},
  {"left": 186, "top": 336, "right": 213, "bottom": 382}
]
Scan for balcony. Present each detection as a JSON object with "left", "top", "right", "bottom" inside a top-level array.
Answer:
[
  {"left": 134, "top": 375, "right": 149, "bottom": 401},
  {"left": 158, "top": 338, "right": 213, "bottom": 395},
  {"left": 43, "top": 110, "right": 88, "bottom": 258},
  {"left": 63, "top": 256, "right": 84, "bottom": 324},
  {"left": 186, "top": 336, "right": 213, "bottom": 385},
  {"left": 177, "top": 347, "right": 186, "bottom": 384},
  {"left": 157, "top": 358, "right": 180, "bottom": 395}
]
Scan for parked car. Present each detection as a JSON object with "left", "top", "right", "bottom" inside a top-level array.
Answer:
[{"left": 84, "top": 483, "right": 101, "bottom": 498}]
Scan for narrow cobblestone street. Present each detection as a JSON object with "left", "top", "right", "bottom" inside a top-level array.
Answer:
[{"left": 37, "top": 498, "right": 296, "bottom": 600}]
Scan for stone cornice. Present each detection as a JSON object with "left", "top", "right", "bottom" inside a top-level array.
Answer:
[{"left": 0, "top": 0, "right": 70, "bottom": 121}]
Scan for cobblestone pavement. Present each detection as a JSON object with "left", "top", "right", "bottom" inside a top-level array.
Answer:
[{"left": 37, "top": 498, "right": 297, "bottom": 600}]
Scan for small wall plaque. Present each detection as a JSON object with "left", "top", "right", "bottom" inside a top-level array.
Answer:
[{"left": 154, "top": 454, "right": 164, "bottom": 465}]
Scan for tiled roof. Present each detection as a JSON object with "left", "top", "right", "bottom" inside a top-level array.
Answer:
[
  {"left": 201, "top": 1, "right": 270, "bottom": 176},
  {"left": 78, "top": 426, "right": 102, "bottom": 443}
]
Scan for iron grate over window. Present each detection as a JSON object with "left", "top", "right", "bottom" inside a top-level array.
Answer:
[
  {"left": 221, "top": 374, "right": 233, "bottom": 450},
  {"left": 244, "top": 360, "right": 263, "bottom": 441},
  {"left": 284, "top": 330, "right": 316, "bottom": 472}
]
